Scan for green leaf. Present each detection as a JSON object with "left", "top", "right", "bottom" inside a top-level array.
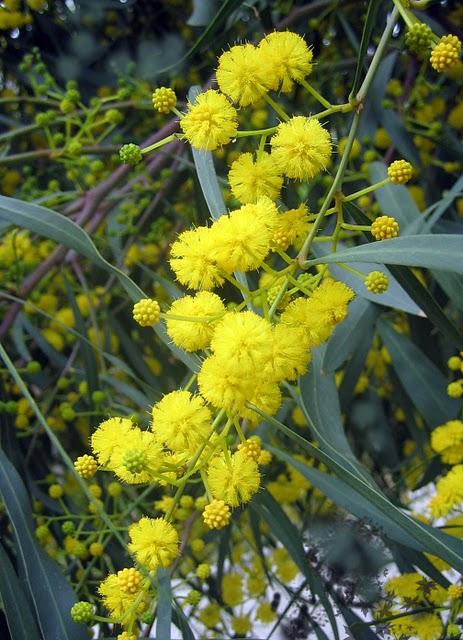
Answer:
[
  {"left": 250, "top": 407, "right": 463, "bottom": 572},
  {"left": 0, "top": 195, "right": 198, "bottom": 372},
  {"left": 349, "top": 0, "right": 381, "bottom": 97},
  {"left": 377, "top": 111, "right": 420, "bottom": 165},
  {"left": 322, "top": 297, "right": 379, "bottom": 372},
  {"left": 433, "top": 270, "right": 463, "bottom": 314},
  {"left": 0, "top": 449, "right": 86, "bottom": 640},
  {"left": 305, "top": 234, "right": 463, "bottom": 274},
  {"left": 172, "top": 602, "right": 195, "bottom": 640},
  {"left": 156, "top": 569, "right": 172, "bottom": 640},
  {"left": 369, "top": 162, "right": 420, "bottom": 226},
  {"left": 377, "top": 320, "right": 459, "bottom": 428},
  {"left": 300, "top": 348, "right": 374, "bottom": 486},
  {"left": 405, "top": 174, "right": 463, "bottom": 234},
  {"left": 0, "top": 542, "right": 41, "bottom": 640},
  {"left": 252, "top": 490, "right": 340, "bottom": 640}
]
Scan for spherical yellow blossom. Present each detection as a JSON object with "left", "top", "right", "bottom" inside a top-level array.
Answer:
[
  {"left": 165, "top": 291, "right": 225, "bottom": 351},
  {"left": 210, "top": 197, "right": 278, "bottom": 272},
  {"left": 198, "top": 355, "right": 248, "bottom": 412},
  {"left": 128, "top": 517, "right": 178, "bottom": 570},
  {"left": 108, "top": 427, "right": 163, "bottom": 484},
  {"left": 199, "top": 603, "right": 221, "bottom": 628},
  {"left": 430, "top": 34, "right": 462, "bottom": 72},
  {"left": 89, "top": 542, "right": 104, "bottom": 557},
  {"left": 448, "top": 583, "right": 463, "bottom": 600},
  {"left": 371, "top": 215, "right": 399, "bottom": 240},
  {"left": 74, "top": 454, "right": 98, "bottom": 479},
  {"left": 429, "top": 465, "right": 463, "bottom": 517},
  {"left": 240, "top": 379, "right": 283, "bottom": 424},
  {"left": 448, "top": 356, "right": 462, "bottom": 371},
  {"left": 270, "top": 324, "right": 311, "bottom": 381},
  {"left": 448, "top": 381, "right": 463, "bottom": 398},
  {"left": 91, "top": 417, "right": 133, "bottom": 465},
  {"left": 228, "top": 152, "right": 283, "bottom": 203},
  {"left": 222, "top": 573, "right": 243, "bottom": 606},
  {"left": 98, "top": 573, "right": 146, "bottom": 623},
  {"left": 271, "top": 203, "right": 311, "bottom": 251},
  {"left": 448, "top": 101, "right": 463, "bottom": 129},
  {"left": 273, "top": 547, "right": 298, "bottom": 582},
  {"left": 270, "top": 116, "right": 331, "bottom": 180},
  {"left": 388, "top": 159, "right": 413, "bottom": 184},
  {"left": 210, "top": 311, "right": 274, "bottom": 372},
  {"left": 207, "top": 450, "right": 260, "bottom": 507},
  {"left": 169, "top": 226, "right": 224, "bottom": 291},
  {"left": 256, "top": 602, "right": 276, "bottom": 623},
  {"left": 152, "top": 87, "right": 176, "bottom": 113},
  {"left": 203, "top": 500, "right": 231, "bottom": 529},
  {"left": 132, "top": 299, "right": 160, "bottom": 327},
  {"left": 151, "top": 390, "right": 211, "bottom": 454},
  {"left": 180, "top": 89, "right": 238, "bottom": 151},
  {"left": 258, "top": 30, "right": 313, "bottom": 93},
  {"left": 385, "top": 573, "right": 446, "bottom": 605},
  {"left": 216, "top": 43, "right": 269, "bottom": 106},
  {"left": 117, "top": 567, "right": 143, "bottom": 595},
  {"left": 237, "top": 436, "right": 262, "bottom": 461},
  {"left": 231, "top": 615, "right": 251, "bottom": 635},
  {"left": 365, "top": 271, "right": 389, "bottom": 294},
  {"left": 410, "top": 613, "right": 443, "bottom": 640},
  {"left": 431, "top": 420, "right": 463, "bottom": 464},
  {"left": 117, "top": 633, "right": 137, "bottom": 640}
]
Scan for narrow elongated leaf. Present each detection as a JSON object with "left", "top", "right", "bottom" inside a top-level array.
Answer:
[
  {"left": 250, "top": 406, "right": 463, "bottom": 572},
  {"left": 0, "top": 543, "right": 41, "bottom": 640},
  {"left": 378, "top": 320, "right": 459, "bottom": 427},
  {"left": 349, "top": 0, "right": 380, "bottom": 97},
  {"left": 156, "top": 569, "right": 172, "bottom": 640},
  {"left": 433, "top": 270, "right": 463, "bottom": 314},
  {"left": 377, "top": 110, "right": 420, "bottom": 164},
  {"left": 405, "top": 174, "right": 463, "bottom": 235},
  {"left": 300, "top": 348, "right": 374, "bottom": 486},
  {"left": 0, "top": 195, "right": 198, "bottom": 372},
  {"left": 172, "top": 602, "right": 195, "bottom": 640},
  {"left": 305, "top": 234, "right": 463, "bottom": 274},
  {"left": 369, "top": 162, "right": 420, "bottom": 226},
  {"left": 0, "top": 449, "right": 86, "bottom": 640}
]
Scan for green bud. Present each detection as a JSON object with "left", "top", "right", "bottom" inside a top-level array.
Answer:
[
  {"left": 70, "top": 601, "right": 94, "bottom": 624},
  {"left": 119, "top": 143, "right": 142, "bottom": 166},
  {"left": 26, "top": 360, "right": 41, "bottom": 374}
]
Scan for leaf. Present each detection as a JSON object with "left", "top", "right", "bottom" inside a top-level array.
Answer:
[
  {"left": 0, "top": 542, "right": 41, "bottom": 640},
  {"left": 172, "top": 602, "right": 195, "bottom": 640},
  {"left": 377, "top": 319, "right": 459, "bottom": 428},
  {"left": 405, "top": 174, "right": 463, "bottom": 235},
  {"left": 300, "top": 347, "right": 375, "bottom": 486},
  {"left": 377, "top": 110, "right": 420, "bottom": 165},
  {"left": 0, "top": 449, "right": 86, "bottom": 640},
  {"left": 305, "top": 234, "right": 463, "bottom": 274},
  {"left": 433, "top": 270, "right": 463, "bottom": 314},
  {"left": 250, "top": 407, "right": 463, "bottom": 572},
  {"left": 0, "top": 195, "right": 198, "bottom": 372},
  {"left": 156, "top": 569, "right": 172, "bottom": 640},
  {"left": 252, "top": 490, "right": 340, "bottom": 640},
  {"left": 369, "top": 162, "right": 420, "bottom": 227},
  {"left": 187, "top": 0, "right": 220, "bottom": 26},
  {"left": 349, "top": 0, "right": 381, "bottom": 97}
]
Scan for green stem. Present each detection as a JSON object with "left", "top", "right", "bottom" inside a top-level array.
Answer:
[
  {"left": 142, "top": 133, "right": 178, "bottom": 154},
  {"left": 235, "top": 126, "right": 278, "bottom": 138},
  {"left": 299, "top": 77, "right": 331, "bottom": 109},
  {"left": 264, "top": 94, "right": 290, "bottom": 121}
]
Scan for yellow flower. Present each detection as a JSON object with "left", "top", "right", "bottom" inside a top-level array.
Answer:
[
  {"left": 108, "top": 428, "right": 163, "bottom": 484},
  {"left": 132, "top": 298, "right": 160, "bottom": 327},
  {"left": 431, "top": 420, "right": 463, "bottom": 464},
  {"left": 128, "top": 517, "right": 178, "bottom": 570},
  {"left": 207, "top": 450, "right": 260, "bottom": 506},
  {"left": 259, "top": 31, "right": 313, "bottom": 93},
  {"left": 151, "top": 390, "right": 211, "bottom": 454},
  {"left": 371, "top": 215, "right": 399, "bottom": 240},
  {"left": 271, "top": 203, "right": 311, "bottom": 251},
  {"left": 165, "top": 291, "right": 226, "bottom": 351},
  {"left": 270, "top": 325, "right": 311, "bottom": 382},
  {"left": 203, "top": 499, "right": 231, "bottom": 529},
  {"left": 169, "top": 226, "right": 224, "bottom": 291},
  {"left": 411, "top": 613, "right": 443, "bottom": 640},
  {"left": 231, "top": 615, "right": 251, "bottom": 635},
  {"left": 256, "top": 602, "right": 276, "bottom": 623},
  {"left": 210, "top": 197, "right": 278, "bottom": 272},
  {"left": 365, "top": 271, "right": 389, "bottom": 294},
  {"left": 91, "top": 417, "right": 134, "bottom": 465},
  {"left": 430, "top": 34, "right": 462, "bottom": 72},
  {"left": 98, "top": 573, "right": 146, "bottom": 623},
  {"left": 180, "top": 89, "right": 238, "bottom": 150},
  {"left": 216, "top": 43, "right": 269, "bottom": 106},
  {"left": 429, "top": 465, "right": 463, "bottom": 517},
  {"left": 222, "top": 573, "right": 243, "bottom": 606},
  {"left": 228, "top": 152, "right": 283, "bottom": 203},
  {"left": 270, "top": 116, "right": 331, "bottom": 180},
  {"left": 388, "top": 159, "right": 413, "bottom": 184},
  {"left": 198, "top": 603, "right": 221, "bottom": 628}
]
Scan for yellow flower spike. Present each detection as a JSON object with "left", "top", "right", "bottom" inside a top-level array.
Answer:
[
  {"left": 371, "top": 215, "right": 399, "bottom": 240},
  {"left": 132, "top": 298, "right": 160, "bottom": 327},
  {"left": 387, "top": 159, "right": 413, "bottom": 184}
]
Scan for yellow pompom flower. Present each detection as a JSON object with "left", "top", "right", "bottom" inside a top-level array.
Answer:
[
  {"left": 365, "top": 271, "right": 389, "bottom": 294},
  {"left": 211, "top": 197, "right": 278, "bottom": 272},
  {"left": 237, "top": 436, "right": 262, "bottom": 461},
  {"left": 430, "top": 34, "right": 462, "bottom": 72},
  {"left": 240, "top": 379, "right": 282, "bottom": 424},
  {"left": 199, "top": 603, "right": 221, "bottom": 628},
  {"left": 128, "top": 517, "right": 178, "bottom": 570},
  {"left": 198, "top": 355, "right": 253, "bottom": 412},
  {"left": 271, "top": 203, "right": 311, "bottom": 251},
  {"left": 91, "top": 417, "right": 134, "bottom": 465},
  {"left": 429, "top": 465, "right": 463, "bottom": 517},
  {"left": 256, "top": 602, "right": 276, "bottom": 623},
  {"left": 448, "top": 583, "right": 463, "bottom": 600},
  {"left": 98, "top": 573, "right": 146, "bottom": 623},
  {"left": 108, "top": 428, "right": 163, "bottom": 484},
  {"left": 180, "top": 89, "right": 238, "bottom": 151},
  {"left": 259, "top": 31, "right": 313, "bottom": 93},
  {"left": 371, "top": 215, "right": 399, "bottom": 240},
  {"left": 270, "top": 325, "right": 311, "bottom": 381},
  {"left": 152, "top": 390, "right": 211, "bottom": 454},
  {"left": 228, "top": 152, "right": 283, "bottom": 203},
  {"left": 207, "top": 450, "right": 260, "bottom": 506},
  {"left": 216, "top": 43, "right": 269, "bottom": 106},
  {"left": 169, "top": 226, "right": 224, "bottom": 291},
  {"left": 388, "top": 159, "right": 413, "bottom": 184},
  {"left": 165, "top": 291, "right": 225, "bottom": 351},
  {"left": 270, "top": 116, "right": 331, "bottom": 180},
  {"left": 231, "top": 615, "right": 251, "bottom": 635},
  {"left": 152, "top": 87, "right": 176, "bottom": 113},
  {"left": 74, "top": 454, "right": 98, "bottom": 479},
  {"left": 132, "top": 299, "right": 160, "bottom": 327},
  {"left": 222, "top": 573, "right": 244, "bottom": 606},
  {"left": 431, "top": 420, "right": 463, "bottom": 464},
  {"left": 203, "top": 499, "right": 231, "bottom": 529}
]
